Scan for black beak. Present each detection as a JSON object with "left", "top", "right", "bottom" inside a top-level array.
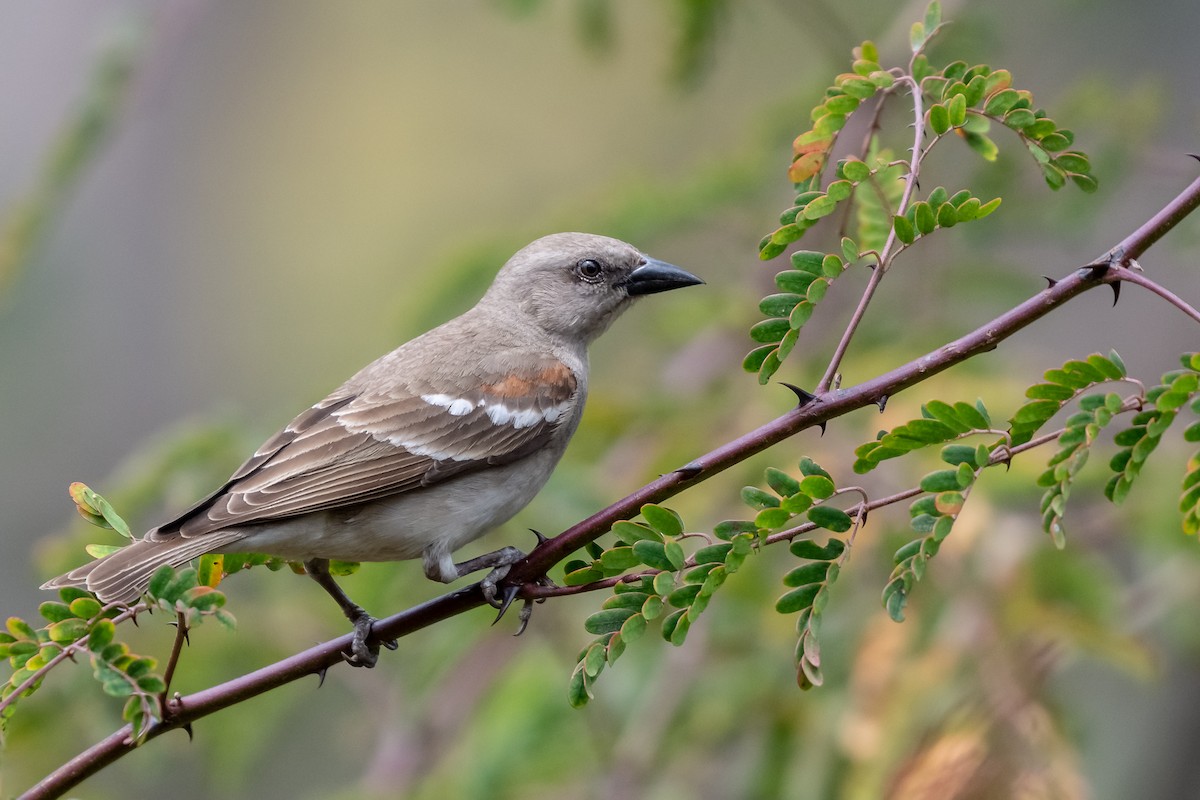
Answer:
[{"left": 625, "top": 257, "right": 705, "bottom": 296}]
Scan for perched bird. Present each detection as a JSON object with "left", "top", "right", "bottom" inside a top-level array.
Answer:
[{"left": 43, "top": 232, "right": 702, "bottom": 665}]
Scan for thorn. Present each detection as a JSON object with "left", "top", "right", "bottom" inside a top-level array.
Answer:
[
  {"left": 779, "top": 383, "right": 817, "bottom": 406},
  {"left": 181, "top": 722, "right": 194, "bottom": 742},
  {"left": 315, "top": 665, "right": 328, "bottom": 688},
  {"left": 876, "top": 394, "right": 889, "bottom": 412},
  {"left": 382, "top": 638, "right": 398, "bottom": 651},
  {"left": 859, "top": 507, "right": 869, "bottom": 526},
  {"left": 1189, "top": 153, "right": 1200, "bottom": 163},
  {"left": 674, "top": 461, "right": 703, "bottom": 478},
  {"left": 818, "top": 421, "right": 827, "bottom": 436},
  {"left": 1110, "top": 281, "right": 1121, "bottom": 306},
  {"left": 492, "top": 584, "right": 521, "bottom": 625},
  {"left": 529, "top": 528, "right": 549, "bottom": 546},
  {"left": 1043, "top": 276, "right": 1057, "bottom": 288},
  {"left": 1086, "top": 262, "right": 1112, "bottom": 281}
]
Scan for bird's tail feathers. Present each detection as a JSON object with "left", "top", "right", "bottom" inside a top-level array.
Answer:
[{"left": 40, "top": 532, "right": 244, "bottom": 605}]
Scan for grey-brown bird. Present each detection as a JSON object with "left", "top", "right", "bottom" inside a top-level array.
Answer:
[{"left": 43, "top": 232, "right": 702, "bottom": 665}]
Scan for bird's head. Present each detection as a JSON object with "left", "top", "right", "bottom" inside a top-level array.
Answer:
[{"left": 484, "top": 232, "right": 704, "bottom": 344}]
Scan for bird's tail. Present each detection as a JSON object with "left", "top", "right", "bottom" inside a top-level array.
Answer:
[{"left": 41, "top": 531, "right": 244, "bottom": 605}]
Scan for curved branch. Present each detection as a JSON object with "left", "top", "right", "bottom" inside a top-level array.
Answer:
[{"left": 1114, "top": 267, "right": 1200, "bottom": 324}]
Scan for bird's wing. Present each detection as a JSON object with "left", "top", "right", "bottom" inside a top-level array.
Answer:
[{"left": 149, "top": 357, "right": 578, "bottom": 541}]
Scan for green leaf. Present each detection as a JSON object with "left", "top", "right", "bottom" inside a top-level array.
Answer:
[
  {"left": 783, "top": 562, "right": 832, "bottom": 588},
  {"left": 641, "top": 504, "right": 683, "bottom": 538},
  {"left": 87, "top": 618, "right": 115, "bottom": 651},
  {"left": 584, "top": 608, "right": 637, "bottom": 635},
  {"left": 910, "top": 21, "right": 926, "bottom": 53},
  {"left": 147, "top": 565, "right": 175, "bottom": 601},
  {"left": 893, "top": 215, "right": 916, "bottom": 244},
  {"left": 630, "top": 540, "right": 674, "bottom": 571},
  {"left": 48, "top": 618, "right": 87, "bottom": 643},
  {"left": 946, "top": 93, "right": 967, "bottom": 126},
  {"left": 599, "top": 547, "right": 641, "bottom": 572},
  {"left": 652, "top": 571, "right": 676, "bottom": 597},
  {"left": 965, "top": 133, "right": 999, "bottom": 162},
  {"left": 776, "top": 584, "right": 820, "bottom": 614},
  {"left": 789, "top": 301, "right": 815, "bottom": 330},
  {"left": 799, "top": 474, "right": 836, "bottom": 500},
  {"left": 742, "top": 486, "right": 780, "bottom": 509},
  {"left": 929, "top": 103, "right": 950, "bottom": 135},
  {"left": 38, "top": 602, "right": 74, "bottom": 624},
  {"left": 842, "top": 159, "right": 870, "bottom": 182},
  {"left": 807, "top": 506, "right": 853, "bottom": 533},
  {"left": 758, "top": 293, "right": 803, "bottom": 317},
  {"left": 765, "top": 467, "right": 802, "bottom": 497},
  {"left": 612, "top": 520, "right": 661, "bottom": 545},
  {"left": 802, "top": 194, "right": 838, "bottom": 220},
  {"left": 920, "top": 470, "right": 962, "bottom": 493},
  {"left": 750, "top": 318, "right": 790, "bottom": 344},
  {"left": 567, "top": 665, "right": 590, "bottom": 707},
  {"left": 789, "top": 538, "right": 846, "bottom": 560},
  {"left": 755, "top": 507, "right": 793, "bottom": 529},
  {"left": 913, "top": 201, "right": 936, "bottom": 235},
  {"left": 563, "top": 566, "right": 604, "bottom": 586},
  {"left": 742, "top": 344, "right": 776, "bottom": 374},
  {"left": 924, "top": 1, "right": 942, "bottom": 34}
]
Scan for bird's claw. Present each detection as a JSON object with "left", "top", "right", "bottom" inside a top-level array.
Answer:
[
  {"left": 343, "top": 613, "right": 395, "bottom": 668},
  {"left": 491, "top": 573, "right": 556, "bottom": 635},
  {"left": 481, "top": 530, "right": 558, "bottom": 633}
]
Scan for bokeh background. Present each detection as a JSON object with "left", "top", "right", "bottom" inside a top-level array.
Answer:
[{"left": 2, "top": 1, "right": 1199, "bottom": 798}]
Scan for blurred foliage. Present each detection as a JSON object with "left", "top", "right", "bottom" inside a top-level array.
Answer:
[
  {"left": 4, "top": 2, "right": 1200, "bottom": 800},
  {"left": 0, "top": 18, "right": 140, "bottom": 301},
  {"left": 492, "top": 0, "right": 729, "bottom": 87}
]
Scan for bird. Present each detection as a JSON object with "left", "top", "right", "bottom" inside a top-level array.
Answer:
[{"left": 42, "top": 232, "right": 703, "bottom": 666}]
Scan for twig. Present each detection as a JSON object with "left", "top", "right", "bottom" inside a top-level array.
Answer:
[
  {"left": 1113, "top": 267, "right": 1200, "bottom": 324},
  {"left": 0, "top": 602, "right": 146, "bottom": 718},
  {"left": 817, "top": 75, "right": 926, "bottom": 393}
]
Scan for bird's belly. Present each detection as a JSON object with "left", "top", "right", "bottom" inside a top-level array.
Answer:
[{"left": 227, "top": 451, "right": 559, "bottom": 563}]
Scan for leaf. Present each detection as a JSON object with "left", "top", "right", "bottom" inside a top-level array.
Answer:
[
  {"left": 799, "top": 475, "right": 836, "bottom": 500},
  {"left": 776, "top": 584, "right": 821, "bottom": 614},
  {"left": 789, "top": 538, "right": 846, "bottom": 560},
  {"left": 807, "top": 506, "right": 853, "bottom": 533},
  {"left": 641, "top": 504, "right": 684, "bottom": 538},
  {"left": 783, "top": 562, "right": 832, "bottom": 588},
  {"left": 584, "top": 608, "right": 637, "bottom": 635},
  {"left": 632, "top": 540, "right": 676, "bottom": 572},
  {"left": 750, "top": 318, "right": 790, "bottom": 344},
  {"left": 765, "top": 468, "right": 802, "bottom": 497},
  {"left": 612, "top": 520, "right": 662, "bottom": 545}
]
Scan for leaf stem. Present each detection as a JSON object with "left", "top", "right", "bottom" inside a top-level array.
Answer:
[{"left": 817, "top": 75, "right": 925, "bottom": 393}]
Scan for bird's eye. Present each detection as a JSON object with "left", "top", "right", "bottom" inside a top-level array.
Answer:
[{"left": 576, "top": 258, "right": 603, "bottom": 281}]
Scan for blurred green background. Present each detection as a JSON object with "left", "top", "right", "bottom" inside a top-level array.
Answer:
[{"left": 2, "top": 1, "right": 1199, "bottom": 798}]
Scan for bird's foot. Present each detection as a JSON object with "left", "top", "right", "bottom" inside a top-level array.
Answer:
[
  {"left": 454, "top": 531, "right": 555, "bottom": 635},
  {"left": 343, "top": 610, "right": 398, "bottom": 668}
]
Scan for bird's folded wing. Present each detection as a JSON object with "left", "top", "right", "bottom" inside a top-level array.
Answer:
[{"left": 149, "top": 358, "right": 578, "bottom": 541}]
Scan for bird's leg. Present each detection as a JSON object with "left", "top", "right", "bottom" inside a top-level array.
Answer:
[
  {"left": 304, "top": 558, "right": 397, "bottom": 668},
  {"left": 450, "top": 546, "right": 526, "bottom": 607},
  {"left": 427, "top": 531, "right": 556, "bottom": 635}
]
